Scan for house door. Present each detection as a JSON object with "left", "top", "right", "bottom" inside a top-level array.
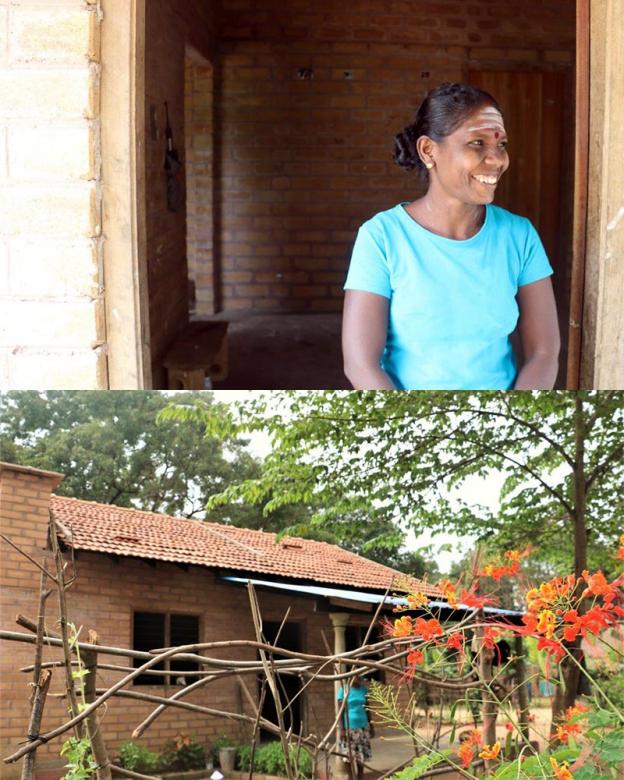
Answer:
[{"left": 260, "top": 621, "right": 303, "bottom": 738}]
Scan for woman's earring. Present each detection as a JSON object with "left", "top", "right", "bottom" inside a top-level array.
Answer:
[{"left": 426, "top": 162, "right": 434, "bottom": 170}]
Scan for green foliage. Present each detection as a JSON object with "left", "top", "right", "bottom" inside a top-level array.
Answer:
[
  {"left": 389, "top": 750, "right": 453, "bottom": 779},
  {"left": 117, "top": 741, "right": 160, "bottom": 774},
  {"left": 0, "top": 390, "right": 304, "bottom": 530},
  {"left": 236, "top": 741, "right": 313, "bottom": 778},
  {"left": 490, "top": 746, "right": 578, "bottom": 779},
  {"left": 60, "top": 738, "right": 98, "bottom": 780},
  {"left": 168, "top": 391, "right": 624, "bottom": 573},
  {"left": 160, "top": 736, "right": 206, "bottom": 771}
]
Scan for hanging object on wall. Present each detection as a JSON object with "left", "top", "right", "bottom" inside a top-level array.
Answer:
[{"left": 164, "top": 101, "right": 184, "bottom": 213}]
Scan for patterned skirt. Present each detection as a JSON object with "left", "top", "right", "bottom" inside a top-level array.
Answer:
[{"left": 339, "top": 727, "right": 372, "bottom": 764}]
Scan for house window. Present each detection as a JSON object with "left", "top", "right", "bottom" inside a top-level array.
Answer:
[{"left": 133, "top": 612, "right": 199, "bottom": 686}]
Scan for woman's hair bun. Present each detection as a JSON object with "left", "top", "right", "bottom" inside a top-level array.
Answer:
[{"left": 393, "top": 82, "right": 500, "bottom": 178}]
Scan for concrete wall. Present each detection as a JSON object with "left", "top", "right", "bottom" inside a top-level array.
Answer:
[
  {"left": 0, "top": 464, "right": 373, "bottom": 778},
  {"left": 214, "top": 0, "right": 576, "bottom": 314},
  {"left": 0, "top": 0, "right": 106, "bottom": 389},
  {"left": 144, "top": 0, "right": 217, "bottom": 388}
]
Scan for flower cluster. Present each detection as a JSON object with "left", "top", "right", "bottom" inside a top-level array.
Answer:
[
  {"left": 554, "top": 703, "right": 589, "bottom": 744},
  {"left": 479, "top": 548, "right": 530, "bottom": 582},
  {"left": 519, "top": 569, "right": 623, "bottom": 660},
  {"left": 617, "top": 534, "right": 624, "bottom": 561},
  {"left": 456, "top": 729, "right": 482, "bottom": 768}
]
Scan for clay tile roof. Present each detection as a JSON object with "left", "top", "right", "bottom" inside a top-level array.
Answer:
[{"left": 49, "top": 495, "right": 440, "bottom": 596}]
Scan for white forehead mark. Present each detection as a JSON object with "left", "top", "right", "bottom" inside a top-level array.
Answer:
[{"left": 465, "top": 106, "right": 506, "bottom": 133}]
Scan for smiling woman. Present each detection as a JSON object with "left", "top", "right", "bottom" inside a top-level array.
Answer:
[{"left": 342, "top": 82, "right": 560, "bottom": 391}]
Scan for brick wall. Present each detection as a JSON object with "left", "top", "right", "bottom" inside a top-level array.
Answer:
[
  {"left": 186, "top": 49, "right": 216, "bottom": 317},
  {"left": 0, "top": 0, "right": 106, "bottom": 389},
  {"left": 0, "top": 464, "right": 376, "bottom": 779},
  {"left": 212, "top": 0, "right": 575, "bottom": 314},
  {"left": 145, "top": 0, "right": 217, "bottom": 388}
]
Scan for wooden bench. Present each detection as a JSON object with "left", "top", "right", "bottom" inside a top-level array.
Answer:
[{"left": 163, "top": 321, "right": 229, "bottom": 390}]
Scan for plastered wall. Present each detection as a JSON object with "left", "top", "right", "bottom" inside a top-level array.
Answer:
[{"left": 0, "top": 0, "right": 105, "bottom": 389}]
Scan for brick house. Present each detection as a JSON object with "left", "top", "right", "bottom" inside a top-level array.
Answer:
[
  {"left": 0, "top": 0, "right": 622, "bottom": 390},
  {"left": 0, "top": 461, "right": 443, "bottom": 778}
]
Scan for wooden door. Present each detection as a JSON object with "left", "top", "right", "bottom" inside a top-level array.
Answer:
[{"left": 468, "top": 71, "right": 566, "bottom": 301}]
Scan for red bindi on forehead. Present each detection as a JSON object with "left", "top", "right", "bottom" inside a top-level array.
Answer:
[{"left": 494, "top": 131, "right": 500, "bottom": 139}]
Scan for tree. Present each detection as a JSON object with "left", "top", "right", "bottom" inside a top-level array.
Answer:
[
  {"left": 0, "top": 391, "right": 436, "bottom": 574},
  {"left": 0, "top": 391, "right": 266, "bottom": 524},
  {"left": 165, "top": 390, "right": 624, "bottom": 718}
]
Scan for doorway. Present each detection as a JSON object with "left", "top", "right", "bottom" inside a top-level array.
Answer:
[{"left": 260, "top": 621, "right": 303, "bottom": 738}]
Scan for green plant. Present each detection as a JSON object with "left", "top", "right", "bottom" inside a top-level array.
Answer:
[
  {"left": 236, "top": 744, "right": 252, "bottom": 771},
  {"left": 117, "top": 741, "right": 160, "bottom": 774},
  {"left": 211, "top": 735, "right": 236, "bottom": 763},
  {"left": 160, "top": 735, "right": 206, "bottom": 772},
  {"left": 60, "top": 737, "right": 98, "bottom": 780},
  {"left": 60, "top": 624, "right": 97, "bottom": 780},
  {"left": 237, "top": 741, "right": 313, "bottom": 778}
]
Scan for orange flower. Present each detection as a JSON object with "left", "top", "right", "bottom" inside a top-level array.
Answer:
[
  {"left": 406, "top": 648, "right": 424, "bottom": 667},
  {"left": 617, "top": 534, "right": 624, "bottom": 560},
  {"left": 536, "top": 636, "right": 566, "bottom": 661},
  {"left": 457, "top": 742, "right": 473, "bottom": 769},
  {"left": 439, "top": 579, "right": 459, "bottom": 609},
  {"left": 478, "top": 742, "right": 500, "bottom": 760},
  {"left": 413, "top": 617, "right": 444, "bottom": 642},
  {"left": 406, "top": 592, "right": 429, "bottom": 609},
  {"left": 465, "top": 729, "right": 482, "bottom": 746},
  {"left": 392, "top": 616, "right": 414, "bottom": 637},
  {"left": 550, "top": 757, "right": 573, "bottom": 780},
  {"left": 446, "top": 632, "right": 464, "bottom": 651},
  {"left": 460, "top": 588, "right": 497, "bottom": 608},
  {"left": 536, "top": 609, "right": 557, "bottom": 639},
  {"left": 565, "top": 703, "right": 589, "bottom": 720},
  {"left": 555, "top": 722, "right": 581, "bottom": 744},
  {"left": 581, "top": 570, "right": 619, "bottom": 603},
  {"left": 482, "top": 626, "right": 498, "bottom": 649}
]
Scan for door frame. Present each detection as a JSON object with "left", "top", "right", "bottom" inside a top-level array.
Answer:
[
  {"left": 576, "top": 0, "right": 624, "bottom": 388},
  {"left": 102, "top": 0, "right": 622, "bottom": 389},
  {"left": 101, "top": 0, "right": 151, "bottom": 389}
]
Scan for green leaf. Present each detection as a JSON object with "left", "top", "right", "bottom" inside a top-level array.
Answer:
[
  {"left": 588, "top": 709, "right": 619, "bottom": 729},
  {"left": 389, "top": 750, "right": 453, "bottom": 780}
]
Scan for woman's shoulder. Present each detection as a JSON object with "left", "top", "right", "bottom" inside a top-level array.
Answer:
[
  {"left": 359, "top": 204, "right": 405, "bottom": 234},
  {"left": 488, "top": 204, "right": 535, "bottom": 235}
]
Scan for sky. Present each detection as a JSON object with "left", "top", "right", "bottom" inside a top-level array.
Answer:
[{"left": 216, "top": 390, "right": 507, "bottom": 574}]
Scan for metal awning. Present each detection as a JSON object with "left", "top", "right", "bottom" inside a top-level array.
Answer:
[{"left": 221, "top": 575, "right": 523, "bottom": 618}]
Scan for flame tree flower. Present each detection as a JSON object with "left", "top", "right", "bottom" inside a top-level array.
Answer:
[{"left": 478, "top": 741, "right": 501, "bottom": 760}]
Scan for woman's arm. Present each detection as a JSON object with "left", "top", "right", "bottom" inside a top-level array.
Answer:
[
  {"left": 342, "top": 290, "right": 396, "bottom": 389},
  {"left": 513, "top": 277, "right": 560, "bottom": 389}
]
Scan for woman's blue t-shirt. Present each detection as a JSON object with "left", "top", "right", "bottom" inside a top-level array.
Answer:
[
  {"left": 344, "top": 203, "right": 553, "bottom": 390},
  {"left": 337, "top": 685, "right": 369, "bottom": 729}
]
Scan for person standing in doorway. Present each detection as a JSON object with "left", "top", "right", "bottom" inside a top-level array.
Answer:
[
  {"left": 337, "top": 676, "right": 373, "bottom": 779},
  {"left": 342, "top": 82, "right": 560, "bottom": 390}
]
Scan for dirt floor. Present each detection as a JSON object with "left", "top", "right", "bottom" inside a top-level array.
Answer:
[{"left": 211, "top": 313, "right": 350, "bottom": 391}]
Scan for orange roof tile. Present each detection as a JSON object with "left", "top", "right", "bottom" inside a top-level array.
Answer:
[{"left": 49, "top": 495, "right": 440, "bottom": 596}]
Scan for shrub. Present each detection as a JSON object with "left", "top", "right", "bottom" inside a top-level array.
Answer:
[
  {"left": 117, "top": 741, "right": 160, "bottom": 774},
  {"left": 160, "top": 735, "right": 206, "bottom": 772},
  {"left": 237, "top": 741, "right": 313, "bottom": 778}
]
